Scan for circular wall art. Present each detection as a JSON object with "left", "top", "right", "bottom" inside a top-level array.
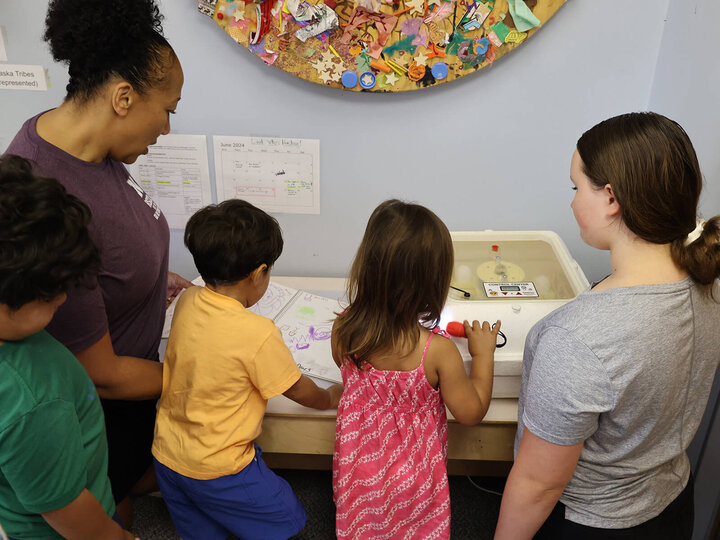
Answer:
[{"left": 199, "top": 0, "right": 567, "bottom": 92}]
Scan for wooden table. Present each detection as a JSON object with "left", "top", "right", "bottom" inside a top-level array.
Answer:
[
  {"left": 258, "top": 277, "right": 519, "bottom": 476},
  {"left": 259, "top": 395, "right": 518, "bottom": 476}
]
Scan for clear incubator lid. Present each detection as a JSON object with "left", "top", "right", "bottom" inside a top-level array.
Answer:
[{"left": 449, "top": 231, "right": 588, "bottom": 301}]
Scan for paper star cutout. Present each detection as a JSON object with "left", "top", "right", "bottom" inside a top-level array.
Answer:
[
  {"left": 312, "top": 58, "right": 331, "bottom": 73},
  {"left": 321, "top": 50, "right": 337, "bottom": 64},
  {"left": 329, "top": 62, "right": 344, "bottom": 76},
  {"left": 406, "top": 0, "right": 425, "bottom": 15},
  {"left": 385, "top": 72, "right": 399, "bottom": 86},
  {"left": 318, "top": 70, "right": 336, "bottom": 84},
  {"left": 414, "top": 52, "right": 429, "bottom": 66},
  {"left": 232, "top": 9, "right": 246, "bottom": 22}
]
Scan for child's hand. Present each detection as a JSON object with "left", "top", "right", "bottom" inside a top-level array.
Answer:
[
  {"left": 464, "top": 320, "right": 501, "bottom": 359},
  {"left": 327, "top": 383, "right": 344, "bottom": 409}
]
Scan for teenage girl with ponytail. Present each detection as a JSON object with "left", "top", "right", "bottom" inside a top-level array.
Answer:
[
  {"left": 4, "top": 0, "right": 191, "bottom": 527},
  {"left": 495, "top": 112, "right": 720, "bottom": 539}
]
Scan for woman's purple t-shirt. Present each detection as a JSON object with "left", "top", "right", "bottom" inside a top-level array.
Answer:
[{"left": 5, "top": 113, "right": 169, "bottom": 360}]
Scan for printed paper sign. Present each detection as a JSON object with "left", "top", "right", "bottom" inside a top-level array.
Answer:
[
  {"left": 127, "top": 134, "right": 213, "bottom": 229},
  {"left": 0, "top": 64, "right": 47, "bottom": 91},
  {"left": 213, "top": 135, "right": 320, "bottom": 214},
  {"left": 0, "top": 27, "right": 7, "bottom": 61}
]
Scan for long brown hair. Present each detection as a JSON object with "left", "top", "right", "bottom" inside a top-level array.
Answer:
[
  {"left": 334, "top": 200, "right": 454, "bottom": 368},
  {"left": 577, "top": 112, "right": 720, "bottom": 289}
]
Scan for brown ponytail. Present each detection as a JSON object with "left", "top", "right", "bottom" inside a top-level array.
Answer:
[{"left": 670, "top": 216, "right": 720, "bottom": 287}]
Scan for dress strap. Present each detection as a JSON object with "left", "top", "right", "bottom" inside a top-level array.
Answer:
[{"left": 422, "top": 326, "right": 445, "bottom": 364}]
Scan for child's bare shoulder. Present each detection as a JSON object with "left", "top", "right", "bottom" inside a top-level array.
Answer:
[{"left": 425, "top": 331, "right": 462, "bottom": 366}]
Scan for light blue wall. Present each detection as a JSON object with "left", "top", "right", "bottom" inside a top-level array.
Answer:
[
  {"left": 649, "top": 1, "right": 720, "bottom": 537},
  {"left": 1, "top": 0, "right": 672, "bottom": 283},
  {"left": 1, "top": 0, "right": 718, "bottom": 534}
]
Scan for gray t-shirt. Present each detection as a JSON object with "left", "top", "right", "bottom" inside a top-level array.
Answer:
[{"left": 517, "top": 278, "right": 720, "bottom": 528}]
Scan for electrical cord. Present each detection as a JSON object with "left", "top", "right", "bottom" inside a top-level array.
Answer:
[{"left": 466, "top": 475, "right": 504, "bottom": 497}]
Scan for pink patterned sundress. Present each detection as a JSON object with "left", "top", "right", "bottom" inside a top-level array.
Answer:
[{"left": 333, "top": 328, "right": 450, "bottom": 539}]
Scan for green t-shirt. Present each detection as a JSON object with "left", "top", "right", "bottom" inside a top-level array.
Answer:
[{"left": 0, "top": 330, "right": 114, "bottom": 538}]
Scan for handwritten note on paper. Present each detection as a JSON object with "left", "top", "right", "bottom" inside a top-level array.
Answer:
[
  {"left": 213, "top": 136, "right": 320, "bottom": 214},
  {"left": 127, "top": 134, "right": 213, "bottom": 229}
]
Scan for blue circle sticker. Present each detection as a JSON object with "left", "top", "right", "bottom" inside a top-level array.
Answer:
[
  {"left": 341, "top": 71, "right": 358, "bottom": 88},
  {"left": 431, "top": 62, "right": 449, "bottom": 80}
]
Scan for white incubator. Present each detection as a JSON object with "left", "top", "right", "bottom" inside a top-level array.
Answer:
[{"left": 441, "top": 231, "right": 589, "bottom": 398}]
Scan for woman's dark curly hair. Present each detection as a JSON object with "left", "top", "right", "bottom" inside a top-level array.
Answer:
[
  {"left": 44, "top": 0, "right": 174, "bottom": 101},
  {"left": 0, "top": 155, "right": 99, "bottom": 311}
]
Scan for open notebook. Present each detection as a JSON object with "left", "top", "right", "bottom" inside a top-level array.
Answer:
[{"left": 163, "top": 279, "right": 343, "bottom": 383}]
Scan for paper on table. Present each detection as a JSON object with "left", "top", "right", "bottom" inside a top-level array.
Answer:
[
  {"left": 126, "top": 134, "right": 212, "bottom": 229},
  {"left": 163, "top": 280, "right": 342, "bottom": 383},
  {"left": 247, "top": 281, "right": 300, "bottom": 319},
  {"left": 272, "top": 291, "right": 343, "bottom": 383},
  {"left": 213, "top": 136, "right": 320, "bottom": 215}
]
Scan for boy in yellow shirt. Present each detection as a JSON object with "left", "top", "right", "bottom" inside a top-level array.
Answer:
[{"left": 152, "top": 199, "right": 342, "bottom": 540}]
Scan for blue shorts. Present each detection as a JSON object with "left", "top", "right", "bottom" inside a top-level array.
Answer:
[{"left": 153, "top": 446, "right": 306, "bottom": 540}]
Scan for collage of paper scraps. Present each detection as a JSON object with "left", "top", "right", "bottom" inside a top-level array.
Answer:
[{"left": 198, "top": 0, "right": 566, "bottom": 92}]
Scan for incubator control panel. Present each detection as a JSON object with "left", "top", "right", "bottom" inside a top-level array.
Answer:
[{"left": 483, "top": 281, "right": 538, "bottom": 298}]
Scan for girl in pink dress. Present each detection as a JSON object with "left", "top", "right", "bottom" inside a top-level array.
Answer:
[{"left": 332, "top": 199, "right": 502, "bottom": 539}]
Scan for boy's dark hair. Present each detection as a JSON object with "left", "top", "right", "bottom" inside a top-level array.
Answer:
[
  {"left": 44, "top": 0, "right": 174, "bottom": 101},
  {"left": 184, "top": 200, "right": 283, "bottom": 287},
  {"left": 0, "top": 155, "right": 99, "bottom": 310}
]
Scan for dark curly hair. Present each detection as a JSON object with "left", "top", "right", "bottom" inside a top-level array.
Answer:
[
  {"left": 184, "top": 200, "right": 284, "bottom": 287},
  {"left": 44, "top": 0, "right": 174, "bottom": 101},
  {"left": 0, "top": 155, "right": 100, "bottom": 311}
]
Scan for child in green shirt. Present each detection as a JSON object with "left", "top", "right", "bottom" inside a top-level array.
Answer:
[{"left": 0, "top": 155, "right": 136, "bottom": 539}]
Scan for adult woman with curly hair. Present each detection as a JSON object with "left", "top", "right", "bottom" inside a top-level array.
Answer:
[{"left": 5, "top": 0, "right": 191, "bottom": 526}]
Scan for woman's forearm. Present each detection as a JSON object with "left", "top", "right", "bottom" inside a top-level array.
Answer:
[
  {"left": 494, "top": 470, "right": 564, "bottom": 539},
  {"left": 75, "top": 332, "right": 163, "bottom": 400}
]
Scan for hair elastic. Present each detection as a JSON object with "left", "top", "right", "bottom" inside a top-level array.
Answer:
[{"left": 685, "top": 219, "right": 706, "bottom": 246}]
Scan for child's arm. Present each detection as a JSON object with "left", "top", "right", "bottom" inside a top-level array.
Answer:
[
  {"left": 41, "top": 488, "right": 137, "bottom": 540},
  {"left": 464, "top": 319, "right": 500, "bottom": 413},
  {"left": 434, "top": 320, "right": 500, "bottom": 425},
  {"left": 283, "top": 375, "right": 343, "bottom": 410}
]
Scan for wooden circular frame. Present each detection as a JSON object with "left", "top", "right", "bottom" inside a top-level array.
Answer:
[{"left": 208, "top": 0, "right": 567, "bottom": 92}]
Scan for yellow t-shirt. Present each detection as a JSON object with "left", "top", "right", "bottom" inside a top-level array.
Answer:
[{"left": 152, "top": 286, "right": 301, "bottom": 479}]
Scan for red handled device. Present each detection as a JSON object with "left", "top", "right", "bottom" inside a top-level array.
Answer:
[
  {"left": 445, "top": 321, "right": 507, "bottom": 348},
  {"left": 446, "top": 321, "right": 466, "bottom": 338}
]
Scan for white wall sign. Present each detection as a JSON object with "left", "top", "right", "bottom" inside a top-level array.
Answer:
[
  {"left": 0, "top": 64, "right": 47, "bottom": 91},
  {"left": 213, "top": 135, "right": 320, "bottom": 215},
  {"left": 0, "top": 27, "right": 7, "bottom": 61},
  {"left": 127, "top": 133, "right": 213, "bottom": 229}
]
